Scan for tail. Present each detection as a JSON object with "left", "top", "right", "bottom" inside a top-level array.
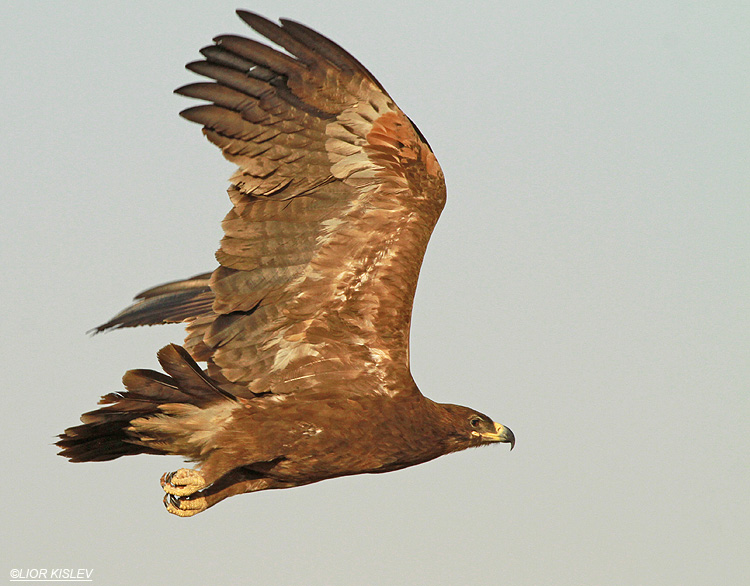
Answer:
[
  {"left": 93, "top": 272, "right": 215, "bottom": 333},
  {"left": 57, "top": 344, "right": 238, "bottom": 463}
]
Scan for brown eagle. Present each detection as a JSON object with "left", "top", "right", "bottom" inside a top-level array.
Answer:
[{"left": 57, "top": 10, "right": 514, "bottom": 517}]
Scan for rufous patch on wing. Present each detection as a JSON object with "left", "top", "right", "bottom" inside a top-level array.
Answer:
[{"left": 364, "top": 110, "right": 443, "bottom": 194}]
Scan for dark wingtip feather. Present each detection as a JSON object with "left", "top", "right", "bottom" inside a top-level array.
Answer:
[
  {"left": 235, "top": 10, "right": 278, "bottom": 40},
  {"left": 185, "top": 59, "right": 209, "bottom": 75},
  {"left": 93, "top": 273, "right": 214, "bottom": 334},
  {"left": 178, "top": 105, "right": 206, "bottom": 123},
  {"left": 235, "top": 9, "right": 268, "bottom": 28}
]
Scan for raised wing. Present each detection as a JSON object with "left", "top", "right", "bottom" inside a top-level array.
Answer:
[{"left": 177, "top": 11, "right": 446, "bottom": 397}]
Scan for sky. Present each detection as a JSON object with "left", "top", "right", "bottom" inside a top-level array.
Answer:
[{"left": 2, "top": 1, "right": 748, "bottom": 585}]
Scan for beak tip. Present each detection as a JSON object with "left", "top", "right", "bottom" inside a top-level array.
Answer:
[{"left": 493, "top": 422, "right": 515, "bottom": 450}]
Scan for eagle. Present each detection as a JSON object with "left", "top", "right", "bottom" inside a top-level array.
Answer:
[{"left": 57, "top": 10, "right": 515, "bottom": 517}]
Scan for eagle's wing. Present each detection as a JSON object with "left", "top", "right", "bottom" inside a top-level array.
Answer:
[{"left": 178, "top": 12, "right": 446, "bottom": 398}]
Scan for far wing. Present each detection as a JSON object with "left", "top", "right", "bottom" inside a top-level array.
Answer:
[{"left": 179, "top": 12, "right": 446, "bottom": 398}]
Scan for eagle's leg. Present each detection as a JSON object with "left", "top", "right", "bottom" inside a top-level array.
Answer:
[
  {"left": 160, "top": 468, "right": 209, "bottom": 517},
  {"left": 160, "top": 466, "right": 292, "bottom": 517},
  {"left": 163, "top": 493, "right": 208, "bottom": 517},
  {"left": 160, "top": 468, "right": 206, "bottom": 496}
]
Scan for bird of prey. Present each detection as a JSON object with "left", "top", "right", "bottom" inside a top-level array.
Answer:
[{"left": 57, "top": 10, "right": 515, "bottom": 517}]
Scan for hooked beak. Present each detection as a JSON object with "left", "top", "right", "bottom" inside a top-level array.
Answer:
[{"left": 479, "top": 422, "right": 515, "bottom": 450}]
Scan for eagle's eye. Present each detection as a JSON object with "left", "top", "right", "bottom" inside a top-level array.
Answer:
[{"left": 469, "top": 416, "right": 482, "bottom": 428}]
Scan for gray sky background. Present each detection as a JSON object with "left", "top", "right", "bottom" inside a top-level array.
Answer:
[{"left": 2, "top": 1, "right": 748, "bottom": 585}]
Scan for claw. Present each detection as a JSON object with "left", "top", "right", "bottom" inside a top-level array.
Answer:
[
  {"left": 162, "top": 492, "right": 208, "bottom": 518},
  {"left": 160, "top": 471, "right": 174, "bottom": 488},
  {"left": 163, "top": 493, "right": 176, "bottom": 509},
  {"left": 160, "top": 469, "right": 209, "bottom": 517},
  {"left": 160, "top": 468, "right": 207, "bottom": 496}
]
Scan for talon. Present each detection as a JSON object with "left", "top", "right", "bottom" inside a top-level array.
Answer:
[
  {"left": 160, "top": 469, "right": 209, "bottom": 516},
  {"left": 163, "top": 493, "right": 177, "bottom": 509},
  {"left": 162, "top": 492, "right": 208, "bottom": 518},
  {"left": 160, "top": 471, "right": 174, "bottom": 488},
  {"left": 160, "top": 468, "right": 207, "bottom": 496}
]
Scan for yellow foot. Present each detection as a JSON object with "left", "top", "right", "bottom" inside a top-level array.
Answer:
[
  {"left": 163, "top": 493, "right": 208, "bottom": 518},
  {"left": 160, "top": 468, "right": 206, "bottom": 497}
]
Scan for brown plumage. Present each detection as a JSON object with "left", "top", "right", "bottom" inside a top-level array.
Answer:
[{"left": 57, "top": 10, "right": 514, "bottom": 517}]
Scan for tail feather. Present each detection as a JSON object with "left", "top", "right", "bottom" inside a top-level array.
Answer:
[
  {"left": 57, "top": 344, "right": 237, "bottom": 463},
  {"left": 56, "top": 421, "right": 164, "bottom": 462}
]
